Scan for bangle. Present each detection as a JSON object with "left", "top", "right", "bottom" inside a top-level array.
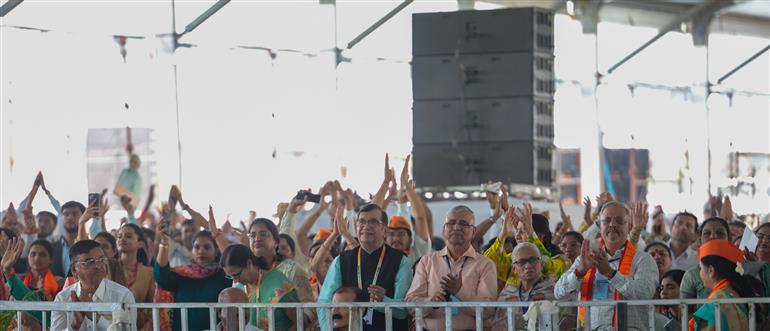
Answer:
[{"left": 159, "top": 243, "right": 169, "bottom": 249}]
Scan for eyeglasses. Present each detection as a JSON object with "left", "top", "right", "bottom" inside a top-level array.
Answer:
[
  {"left": 357, "top": 218, "right": 384, "bottom": 227},
  {"left": 248, "top": 231, "right": 272, "bottom": 240},
  {"left": 224, "top": 268, "right": 244, "bottom": 281},
  {"left": 513, "top": 256, "right": 540, "bottom": 267},
  {"left": 76, "top": 257, "right": 108, "bottom": 269},
  {"left": 599, "top": 217, "right": 627, "bottom": 227},
  {"left": 444, "top": 220, "right": 473, "bottom": 228}
]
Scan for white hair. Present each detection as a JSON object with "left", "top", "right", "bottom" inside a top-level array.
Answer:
[
  {"left": 446, "top": 205, "right": 475, "bottom": 221},
  {"left": 511, "top": 242, "right": 541, "bottom": 263}
]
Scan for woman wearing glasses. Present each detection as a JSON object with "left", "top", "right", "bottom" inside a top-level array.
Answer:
[
  {"left": 221, "top": 244, "right": 299, "bottom": 330},
  {"left": 248, "top": 219, "right": 314, "bottom": 318},
  {"left": 154, "top": 221, "right": 231, "bottom": 331},
  {"left": 117, "top": 223, "right": 155, "bottom": 330}
]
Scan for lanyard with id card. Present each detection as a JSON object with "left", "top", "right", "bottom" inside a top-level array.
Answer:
[{"left": 358, "top": 247, "right": 386, "bottom": 325}]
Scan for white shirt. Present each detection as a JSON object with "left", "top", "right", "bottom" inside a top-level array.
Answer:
[
  {"left": 667, "top": 240, "right": 698, "bottom": 271},
  {"left": 554, "top": 242, "right": 659, "bottom": 330},
  {"left": 51, "top": 279, "right": 137, "bottom": 331}
]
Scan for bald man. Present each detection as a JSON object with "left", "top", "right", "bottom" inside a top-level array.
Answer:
[{"left": 216, "top": 288, "right": 259, "bottom": 331}]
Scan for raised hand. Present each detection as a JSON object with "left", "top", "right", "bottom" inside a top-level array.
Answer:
[
  {"left": 632, "top": 201, "right": 649, "bottom": 231},
  {"left": 1, "top": 203, "right": 18, "bottom": 228},
  {"left": 720, "top": 196, "right": 733, "bottom": 221},
  {"left": 520, "top": 203, "right": 535, "bottom": 235},
  {"left": 490, "top": 193, "right": 504, "bottom": 221},
  {"left": 399, "top": 155, "right": 411, "bottom": 186},
  {"left": 596, "top": 192, "right": 614, "bottom": 209},
  {"left": 577, "top": 239, "right": 596, "bottom": 274},
  {"left": 39, "top": 172, "right": 50, "bottom": 195},
  {"left": 383, "top": 154, "right": 393, "bottom": 182},
  {"left": 98, "top": 196, "right": 110, "bottom": 219},
  {"left": 559, "top": 202, "right": 573, "bottom": 232},
  {"left": 79, "top": 206, "right": 98, "bottom": 225},
  {"left": 499, "top": 206, "right": 519, "bottom": 240},
  {"left": 500, "top": 184, "right": 510, "bottom": 211},
  {"left": 1, "top": 237, "right": 24, "bottom": 274},
  {"left": 207, "top": 205, "right": 219, "bottom": 234},
  {"left": 288, "top": 191, "right": 309, "bottom": 214},
  {"left": 583, "top": 196, "right": 593, "bottom": 225},
  {"left": 744, "top": 247, "right": 758, "bottom": 262},
  {"left": 22, "top": 205, "right": 38, "bottom": 235}
]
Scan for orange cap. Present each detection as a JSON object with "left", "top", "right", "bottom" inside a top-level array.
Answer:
[
  {"left": 314, "top": 228, "right": 332, "bottom": 242},
  {"left": 698, "top": 239, "right": 744, "bottom": 264},
  {"left": 388, "top": 215, "right": 411, "bottom": 231}
]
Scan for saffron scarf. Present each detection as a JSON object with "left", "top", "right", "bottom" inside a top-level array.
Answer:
[
  {"left": 22, "top": 270, "right": 61, "bottom": 300},
  {"left": 688, "top": 279, "right": 731, "bottom": 331},
  {"left": 152, "top": 264, "right": 220, "bottom": 331},
  {"left": 578, "top": 240, "right": 636, "bottom": 327}
]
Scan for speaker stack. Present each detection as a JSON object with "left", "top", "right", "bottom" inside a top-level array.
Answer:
[{"left": 411, "top": 7, "right": 556, "bottom": 188}]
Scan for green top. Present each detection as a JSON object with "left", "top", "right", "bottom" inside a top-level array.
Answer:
[
  {"left": 234, "top": 270, "right": 299, "bottom": 331},
  {"left": 680, "top": 266, "right": 709, "bottom": 299},
  {"left": 6, "top": 273, "right": 64, "bottom": 325},
  {"left": 153, "top": 262, "right": 232, "bottom": 331},
  {"left": 117, "top": 168, "right": 142, "bottom": 198}
]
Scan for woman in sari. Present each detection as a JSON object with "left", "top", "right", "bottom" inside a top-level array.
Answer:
[
  {"left": 249, "top": 218, "right": 315, "bottom": 324},
  {"left": 154, "top": 222, "right": 231, "bottom": 331},
  {"left": 118, "top": 223, "right": 155, "bottom": 330},
  {"left": 2, "top": 238, "right": 63, "bottom": 329},
  {"left": 221, "top": 244, "right": 299, "bottom": 330},
  {"left": 689, "top": 240, "right": 756, "bottom": 331}
]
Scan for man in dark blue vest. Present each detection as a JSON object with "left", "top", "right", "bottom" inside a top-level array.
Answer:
[{"left": 318, "top": 203, "right": 413, "bottom": 331}]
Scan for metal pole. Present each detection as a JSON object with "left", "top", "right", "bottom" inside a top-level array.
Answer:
[
  {"left": 717, "top": 44, "right": 770, "bottom": 84},
  {"left": 0, "top": 0, "right": 23, "bottom": 17},
  {"left": 616, "top": 302, "right": 628, "bottom": 331},
  {"left": 346, "top": 0, "right": 415, "bottom": 49},
  {"left": 607, "top": 0, "right": 726, "bottom": 74},
  {"left": 181, "top": 0, "right": 231, "bottom": 37}
]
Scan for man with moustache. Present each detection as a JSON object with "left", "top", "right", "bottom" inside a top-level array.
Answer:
[
  {"left": 555, "top": 201, "right": 658, "bottom": 330},
  {"left": 318, "top": 203, "right": 413, "bottom": 331},
  {"left": 406, "top": 205, "right": 497, "bottom": 330},
  {"left": 51, "top": 240, "right": 135, "bottom": 330}
]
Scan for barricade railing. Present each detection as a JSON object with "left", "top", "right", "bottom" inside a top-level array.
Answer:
[{"left": 3, "top": 297, "right": 770, "bottom": 331}]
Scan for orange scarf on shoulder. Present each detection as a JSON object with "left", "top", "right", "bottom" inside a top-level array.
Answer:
[
  {"left": 22, "top": 270, "right": 61, "bottom": 300},
  {"left": 578, "top": 240, "right": 636, "bottom": 327},
  {"left": 687, "top": 279, "right": 731, "bottom": 331}
]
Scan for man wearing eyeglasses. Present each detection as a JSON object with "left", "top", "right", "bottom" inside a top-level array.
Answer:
[
  {"left": 406, "top": 205, "right": 497, "bottom": 330},
  {"left": 317, "top": 203, "right": 413, "bottom": 331},
  {"left": 491, "top": 242, "right": 555, "bottom": 329},
  {"left": 51, "top": 240, "right": 136, "bottom": 330},
  {"left": 555, "top": 201, "right": 658, "bottom": 331}
]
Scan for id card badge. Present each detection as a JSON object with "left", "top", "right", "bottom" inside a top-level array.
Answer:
[
  {"left": 593, "top": 272, "right": 610, "bottom": 300},
  {"left": 363, "top": 308, "right": 374, "bottom": 325}
]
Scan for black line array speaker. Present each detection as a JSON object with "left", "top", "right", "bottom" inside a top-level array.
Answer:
[{"left": 411, "top": 7, "right": 556, "bottom": 187}]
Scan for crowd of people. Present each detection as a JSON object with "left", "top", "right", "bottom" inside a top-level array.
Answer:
[{"left": 1, "top": 155, "right": 769, "bottom": 331}]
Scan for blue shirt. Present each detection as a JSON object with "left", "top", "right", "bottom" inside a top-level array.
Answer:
[{"left": 317, "top": 251, "right": 412, "bottom": 331}]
